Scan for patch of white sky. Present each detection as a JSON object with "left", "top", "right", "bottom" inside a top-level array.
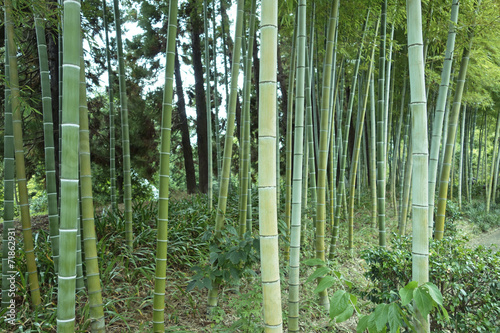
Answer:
[{"left": 87, "top": 0, "right": 241, "bottom": 123}]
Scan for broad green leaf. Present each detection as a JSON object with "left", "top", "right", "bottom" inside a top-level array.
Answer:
[
  {"left": 349, "top": 293, "right": 358, "bottom": 306},
  {"left": 314, "top": 276, "right": 336, "bottom": 294},
  {"left": 303, "top": 258, "right": 325, "bottom": 266},
  {"left": 336, "top": 303, "right": 354, "bottom": 323},
  {"left": 209, "top": 252, "right": 219, "bottom": 265},
  {"left": 229, "top": 251, "right": 240, "bottom": 264},
  {"left": 423, "top": 282, "right": 443, "bottom": 305},
  {"left": 399, "top": 281, "right": 418, "bottom": 306},
  {"left": 373, "top": 303, "right": 389, "bottom": 332},
  {"left": 201, "top": 277, "right": 212, "bottom": 290},
  {"left": 330, "top": 290, "right": 349, "bottom": 318},
  {"left": 439, "top": 305, "right": 450, "bottom": 321},
  {"left": 388, "top": 303, "right": 401, "bottom": 333},
  {"left": 414, "top": 287, "right": 434, "bottom": 318},
  {"left": 306, "top": 266, "right": 330, "bottom": 283},
  {"left": 357, "top": 315, "right": 370, "bottom": 333}
]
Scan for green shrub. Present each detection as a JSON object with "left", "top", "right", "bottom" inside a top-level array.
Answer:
[{"left": 361, "top": 234, "right": 500, "bottom": 332}]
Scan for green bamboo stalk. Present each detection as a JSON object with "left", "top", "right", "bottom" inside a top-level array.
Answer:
[
  {"left": 334, "top": 9, "right": 370, "bottom": 251},
  {"left": 103, "top": 0, "right": 117, "bottom": 210},
  {"left": 284, "top": 14, "right": 297, "bottom": 262},
  {"left": 209, "top": 0, "right": 245, "bottom": 310},
  {"left": 204, "top": 0, "right": 213, "bottom": 209},
  {"left": 458, "top": 106, "right": 467, "bottom": 209},
  {"left": 315, "top": 0, "right": 339, "bottom": 312},
  {"left": 34, "top": 10, "right": 60, "bottom": 273},
  {"left": 369, "top": 70, "right": 377, "bottom": 228},
  {"left": 348, "top": 18, "right": 379, "bottom": 252},
  {"left": 6, "top": 0, "right": 42, "bottom": 308},
  {"left": 407, "top": 1, "right": 430, "bottom": 330},
  {"left": 486, "top": 110, "right": 500, "bottom": 212},
  {"left": 2, "top": 26, "right": 16, "bottom": 310},
  {"left": 152, "top": 0, "right": 178, "bottom": 330},
  {"left": 435, "top": 43, "right": 475, "bottom": 239},
  {"left": 377, "top": 0, "right": 387, "bottom": 248},
  {"left": 259, "top": 0, "right": 283, "bottom": 330},
  {"left": 238, "top": 0, "right": 257, "bottom": 236},
  {"left": 57, "top": 0, "right": 81, "bottom": 330},
  {"left": 399, "top": 135, "right": 413, "bottom": 235},
  {"left": 212, "top": 0, "right": 221, "bottom": 179},
  {"left": 391, "top": 73, "right": 406, "bottom": 222},
  {"left": 113, "top": 0, "right": 133, "bottom": 248},
  {"left": 79, "top": 53, "right": 106, "bottom": 332},
  {"left": 288, "top": 0, "right": 306, "bottom": 329},
  {"left": 427, "top": 0, "right": 459, "bottom": 237},
  {"left": 213, "top": 0, "right": 244, "bottom": 236}
]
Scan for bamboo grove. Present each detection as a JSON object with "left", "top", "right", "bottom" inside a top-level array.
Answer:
[{"left": 1, "top": 0, "right": 500, "bottom": 331}]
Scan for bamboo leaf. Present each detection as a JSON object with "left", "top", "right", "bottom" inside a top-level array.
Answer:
[{"left": 336, "top": 303, "right": 354, "bottom": 323}]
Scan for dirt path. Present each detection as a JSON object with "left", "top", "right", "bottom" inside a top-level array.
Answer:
[{"left": 469, "top": 227, "right": 500, "bottom": 249}]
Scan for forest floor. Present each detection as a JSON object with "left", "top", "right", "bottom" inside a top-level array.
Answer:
[{"left": 3, "top": 196, "right": 500, "bottom": 332}]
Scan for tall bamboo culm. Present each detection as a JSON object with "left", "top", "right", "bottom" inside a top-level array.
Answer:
[
  {"left": 113, "top": 0, "right": 134, "bottom": 248},
  {"left": 427, "top": 0, "right": 459, "bottom": 237},
  {"left": 79, "top": 54, "right": 106, "bottom": 332},
  {"left": 209, "top": 0, "right": 245, "bottom": 310},
  {"left": 152, "top": 0, "right": 178, "bottom": 330},
  {"left": 407, "top": 0, "right": 430, "bottom": 331},
  {"left": 34, "top": 11, "right": 60, "bottom": 273},
  {"left": 315, "top": 0, "right": 339, "bottom": 312},
  {"left": 57, "top": 0, "right": 81, "bottom": 330},
  {"left": 288, "top": 0, "right": 306, "bottom": 330},
  {"left": 204, "top": 0, "right": 213, "bottom": 210},
  {"left": 5, "top": 0, "right": 42, "bottom": 307},
  {"left": 103, "top": 0, "right": 117, "bottom": 210},
  {"left": 259, "top": 0, "right": 283, "bottom": 330},
  {"left": 2, "top": 24, "right": 16, "bottom": 309}
]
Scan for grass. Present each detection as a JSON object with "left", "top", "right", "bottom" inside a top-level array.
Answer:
[{"left": 1, "top": 186, "right": 498, "bottom": 332}]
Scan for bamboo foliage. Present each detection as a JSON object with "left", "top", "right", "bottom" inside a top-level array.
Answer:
[
  {"left": 5, "top": 0, "right": 42, "bottom": 308},
  {"left": 57, "top": 0, "right": 81, "bottom": 330},
  {"left": 152, "top": 0, "right": 178, "bottom": 330},
  {"left": 288, "top": 0, "right": 306, "bottom": 330},
  {"left": 79, "top": 54, "right": 106, "bottom": 333},
  {"left": 407, "top": 0, "right": 430, "bottom": 331},
  {"left": 259, "top": 0, "right": 283, "bottom": 330},
  {"left": 113, "top": 0, "right": 134, "bottom": 248}
]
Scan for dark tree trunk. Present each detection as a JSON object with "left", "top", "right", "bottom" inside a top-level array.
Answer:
[
  {"left": 189, "top": 4, "right": 208, "bottom": 193},
  {"left": 175, "top": 47, "right": 197, "bottom": 194}
]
